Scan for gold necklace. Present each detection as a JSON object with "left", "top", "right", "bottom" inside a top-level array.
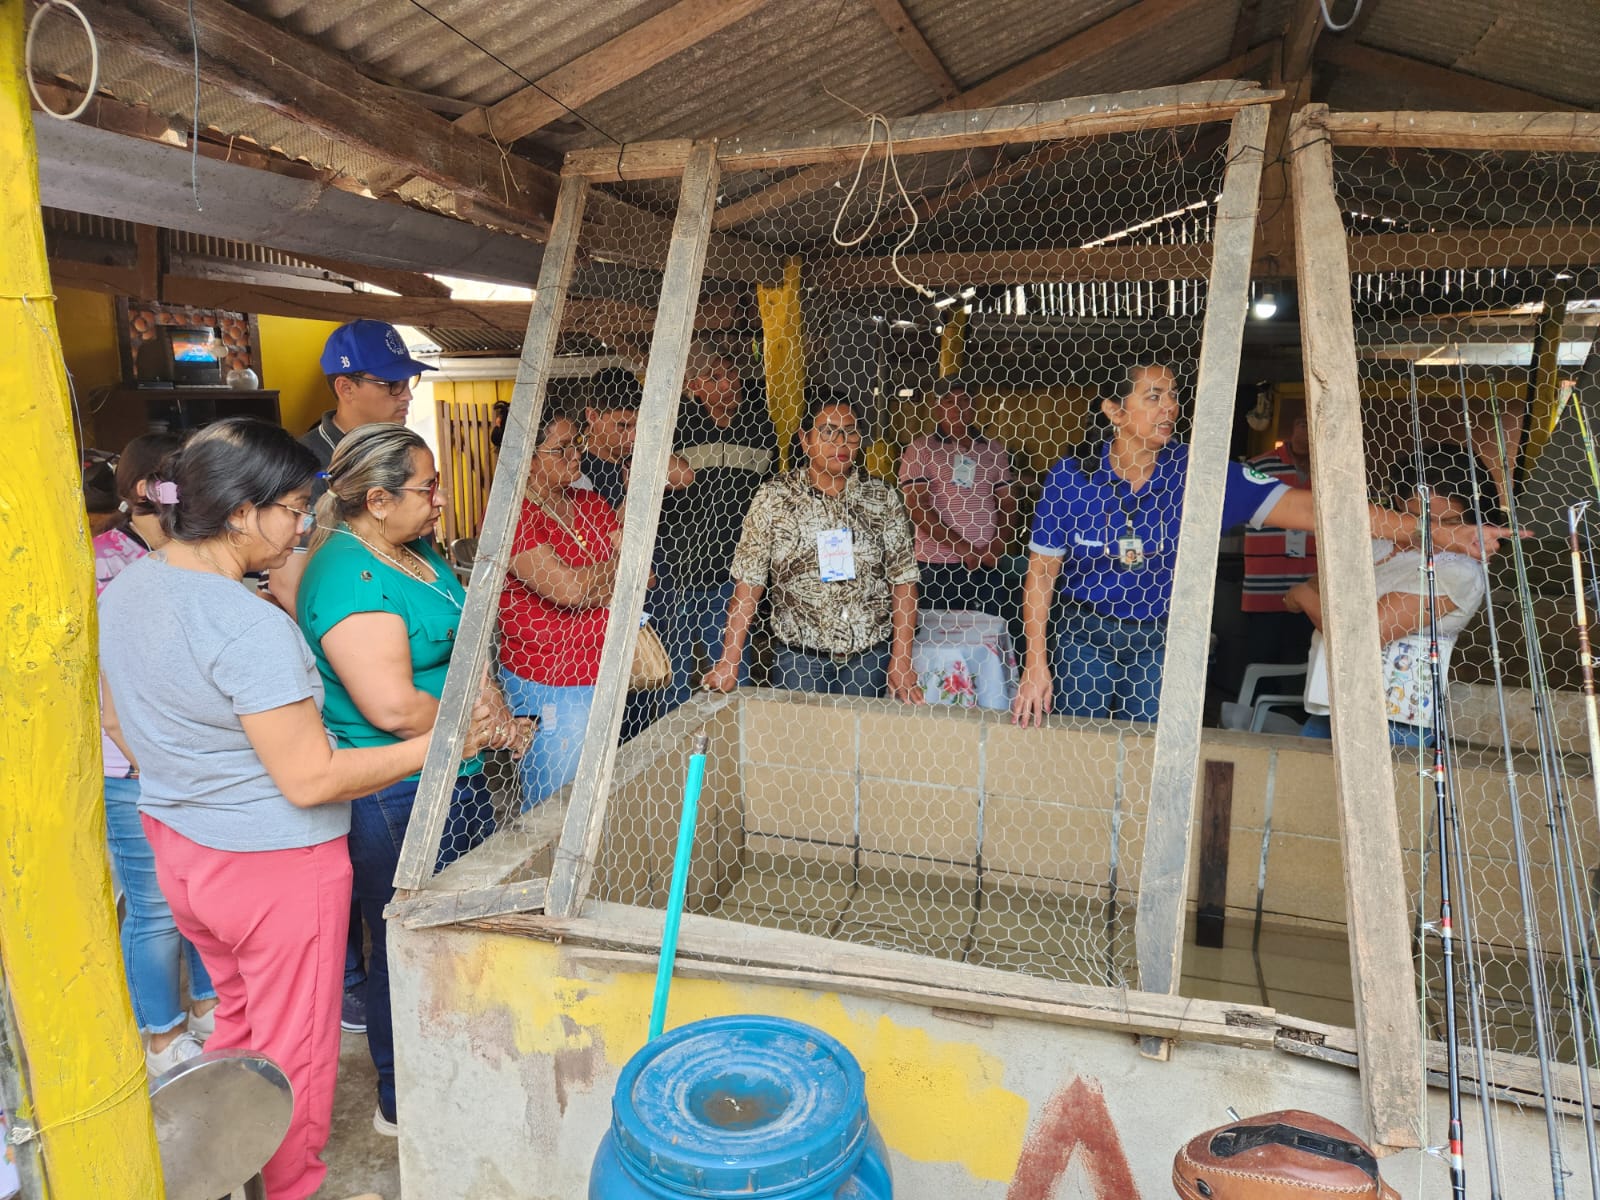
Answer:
[{"left": 192, "top": 543, "right": 244, "bottom": 582}]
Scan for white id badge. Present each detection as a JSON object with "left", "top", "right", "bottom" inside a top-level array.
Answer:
[
  {"left": 817, "top": 527, "right": 857, "bottom": 582},
  {"left": 1284, "top": 529, "right": 1308, "bottom": 558},
  {"left": 951, "top": 454, "right": 977, "bottom": 489},
  {"left": 1116, "top": 534, "right": 1146, "bottom": 569}
]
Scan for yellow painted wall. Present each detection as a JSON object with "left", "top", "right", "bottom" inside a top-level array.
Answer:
[{"left": 258, "top": 313, "right": 341, "bottom": 437}]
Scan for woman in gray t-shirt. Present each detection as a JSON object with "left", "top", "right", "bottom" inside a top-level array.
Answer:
[{"left": 100, "top": 419, "right": 493, "bottom": 1200}]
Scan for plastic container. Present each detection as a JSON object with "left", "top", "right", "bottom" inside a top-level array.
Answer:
[{"left": 590, "top": 1015, "right": 893, "bottom": 1199}]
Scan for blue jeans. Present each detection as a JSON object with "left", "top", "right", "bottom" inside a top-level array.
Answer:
[
  {"left": 1051, "top": 605, "right": 1167, "bottom": 722},
  {"left": 348, "top": 773, "right": 494, "bottom": 1121},
  {"left": 1300, "top": 714, "right": 1434, "bottom": 748},
  {"left": 663, "top": 582, "right": 748, "bottom": 710},
  {"left": 498, "top": 667, "right": 596, "bottom": 811},
  {"left": 104, "top": 776, "right": 216, "bottom": 1033},
  {"left": 774, "top": 643, "right": 890, "bottom": 697}
]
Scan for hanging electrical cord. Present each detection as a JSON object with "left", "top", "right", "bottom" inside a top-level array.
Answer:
[
  {"left": 831, "top": 113, "right": 936, "bottom": 300},
  {"left": 1460, "top": 366, "right": 1570, "bottom": 1195},
  {"left": 1318, "top": 0, "right": 1366, "bottom": 33},
  {"left": 1487, "top": 379, "right": 1600, "bottom": 1197},
  {"left": 186, "top": 0, "right": 202, "bottom": 211},
  {"left": 1408, "top": 363, "right": 1468, "bottom": 1200},
  {"left": 24, "top": 0, "right": 98, "bottom": 121}
]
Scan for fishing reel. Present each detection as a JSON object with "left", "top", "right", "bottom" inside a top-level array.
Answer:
[{"left": 1173, "top": 1109, "right": 1400, "bottom": 1200}]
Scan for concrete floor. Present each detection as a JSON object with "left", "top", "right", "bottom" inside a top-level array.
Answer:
[{"left": 317, "top": 1029, "right": 400, "bottom": 1200}]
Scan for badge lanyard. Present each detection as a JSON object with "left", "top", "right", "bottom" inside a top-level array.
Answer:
[{"left": 1113, "top": 486, "right": 1146, "bottom": 571}]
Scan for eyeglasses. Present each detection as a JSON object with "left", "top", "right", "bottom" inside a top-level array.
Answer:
[
  {"left": 813, "top": 424, "right": 863, "bottom": 445},
  {"left": 537, "top": 437, "right": 586, "bottom": 456},
  {"left": 275, "top": 504, "right": 317, "bottom": 534},
  {"left": 392, "top": 478, "right": 445, "bottom": 502},
  {"left": 351, "top": 374, "right": 419, "bottom": 396}
]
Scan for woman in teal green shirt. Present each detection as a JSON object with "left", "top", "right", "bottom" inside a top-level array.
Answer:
[{"left": 297, "top": 422, "right": 531, "bottom": 1133}]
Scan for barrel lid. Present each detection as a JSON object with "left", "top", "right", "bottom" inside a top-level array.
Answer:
[{"left": 610, "top": 1015, "right": 869, "bottom": 1195}]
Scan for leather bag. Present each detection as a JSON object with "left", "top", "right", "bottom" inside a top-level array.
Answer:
[
  {"left": 630, "top": 619, "right": 672, "bottom": 691},
  {"left": 1173, "top": 1110, "right": 1400, "bottom": 1200}
]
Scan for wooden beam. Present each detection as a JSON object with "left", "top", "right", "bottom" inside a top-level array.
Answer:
[
  {"left": 807, "top": 243, "right": 1213, "bottom": 289},
  {"left": 1229, "top": 0, "right": 1264, "bottom": 57},
  {"left": 37, "top": 118, "right": 546, "bottom": 285},
  {"left": 1195, "top": 760, "right": 1235, "bottom": 948},
  {"left": 293, "top": 254, "right": 454, "bottom": 300},
  {"left": 1289, "top": 103, "right": 1423, "bottom": 1151},
  {"left": 866, "top": 0, "right": 960, "bottom": 99},
  {"left": 77, "top": 0, "right": 559, "bottom": 230},
  {"left": 1316, "top": 42, "right": 1586, "bottom": 113},
  {"left": 1133, "top": 104, "right": 1268, "bottom": 1027},
  {"left": 393, "top": 180, "right": 590, "bottom": 891},
  {"left": 669, "top": 0, "right": 1218, "bottom": 224},
  {"left": 463, "top": 0, "right": 767, "bottom": 142},
  {"left": 1255, "top": 0, "right": 1325, "bottom": 269},
  {"left": 367, "top": 0, "right": 769, "bottom": 194},
  {"left": 546, "top": 143, "right": 722, "bottom": 918},
  {"left": 567, "top": 79, "right": 1278, "bottom": 184},
  {"left": 1323, "top": 110, "right": 1600, "bottom": 152},
  {"left": 475, "top": 901, "right": 1280, "bottom": 1049},
  {"left": 132, "top": 225, "right": 162, "bottom": 302},
  {"left": 1348, "top": 225, "right": 1600, "bottom": 272}
]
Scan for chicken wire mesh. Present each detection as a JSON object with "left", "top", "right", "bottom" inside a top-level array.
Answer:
[
  {"left": 1326, "top": 140, "right": 1600, "bottom": 1076},
  {"left": 581, "top": 122, "right": 1243, "bottom": 993},
  {"left": 399, "top": 102, "right": 1268, "bottom": 998}
]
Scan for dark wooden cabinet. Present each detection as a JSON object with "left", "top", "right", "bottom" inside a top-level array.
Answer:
[{"left": 94, "top": 387, "right": 281, "bottom": 451}]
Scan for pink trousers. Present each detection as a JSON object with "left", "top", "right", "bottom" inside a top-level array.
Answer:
[{"left": 143, "top": 815, "right": 351, "bottom": 1200}]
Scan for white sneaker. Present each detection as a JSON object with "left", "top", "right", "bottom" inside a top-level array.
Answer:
[
  {"left": 146, "top": 1031, "right": 205, "bottom": 1075},
  {"left": 188, "top": 1006, "right": 216, "bottom": 1042},
  {"left": 373, "top": 1106, "right": 399, "bottom": 1138}
]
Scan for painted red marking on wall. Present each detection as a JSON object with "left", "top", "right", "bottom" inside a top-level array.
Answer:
[{"left": 1006, "top": 1076, "right": 1142, "bottom": 1200}]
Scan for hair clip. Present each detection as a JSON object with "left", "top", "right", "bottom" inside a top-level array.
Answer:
[
  {"left": 315, "top": 471, "right": 330, "bottom": 481},
  {"left": 152, "top": 481, "right": 179, "bottom": 505}
]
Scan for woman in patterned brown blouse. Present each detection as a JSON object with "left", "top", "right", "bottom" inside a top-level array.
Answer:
[{"left": 705, "top": 390, "right": 924, "bottom": 701}]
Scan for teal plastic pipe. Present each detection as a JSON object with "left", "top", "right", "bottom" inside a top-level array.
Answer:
[{"left": 649, "top": 733, "right": 709, "bottom": 1040}]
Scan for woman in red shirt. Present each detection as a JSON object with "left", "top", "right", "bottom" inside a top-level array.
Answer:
[{"left": 498, "top": 408, "right": 621, "bottom": 810}]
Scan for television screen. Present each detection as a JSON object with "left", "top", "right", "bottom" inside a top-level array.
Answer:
[{"left": 169, "top": 327, "right": 219, "bottom": 363}]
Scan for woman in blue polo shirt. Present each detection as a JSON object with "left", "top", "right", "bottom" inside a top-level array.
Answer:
[{"left": 1011, "top": 361, "right": 1509, "bottom": 726}]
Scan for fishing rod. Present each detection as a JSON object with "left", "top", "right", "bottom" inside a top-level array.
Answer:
[
  {"left": 1408, "top": 363, "right": 1467, "bottom": 1200},
  {"left": 1458, "top": 366, "right": 1566, "bottom": 1196},
  {"left": 1568, "top": 502, "right": 1600, "bottom": 831},
  {"left": 1487, "top": 379, "right": 1600, "bottom": 1198}
]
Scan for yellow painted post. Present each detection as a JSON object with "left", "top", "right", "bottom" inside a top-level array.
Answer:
[
  {"left": 1522, "top": 280, "right": 1570, "bottom": 475},
  {"left": 0, "top": 3, "right": 164, "bottom": 1194},
  {"left": 757, "top": 257, "right": 805, "bottom": 470},
  {"left": 937, "top": 306, "right": 967, "bottom": 379}
]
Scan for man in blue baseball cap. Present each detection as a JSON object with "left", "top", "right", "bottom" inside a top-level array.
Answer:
[{"left": 300, "top": 319, "right": 436, "bottom": 468}]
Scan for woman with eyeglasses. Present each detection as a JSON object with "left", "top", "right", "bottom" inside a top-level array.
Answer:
[
  {"left": 98, "top": 418, "right": 499, "bottom": 1200},
  {"left": 705, "top": 388, "right": 924, "bottom": 701},
  {"left": 294, "top": 422, "right": 528, "bottom": 1135},
  {"left": 498, "top": 407, "right": 623, "bottom": 809}
]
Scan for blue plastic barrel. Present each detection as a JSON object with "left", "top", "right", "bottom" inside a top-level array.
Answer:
[{"left": 590, "top": 1015, "right": 893, "bottom": 1198}]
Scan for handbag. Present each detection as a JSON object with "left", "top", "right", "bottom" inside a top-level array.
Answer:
[
  {"left": 1173, "top": 1109, "right": 1400, "bottom": 1200},
  {"left": 630, "top": 617, "right": 672, "bottom": 691},
  {"left": 527, "top": 493, "right": 672, "bottom": 691}
]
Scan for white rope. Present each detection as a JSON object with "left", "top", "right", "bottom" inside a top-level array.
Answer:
[
  {"left": 830, "top": 113, "right": 935, "bottom": 300},
  {"left": 25, "top": 0, "right": 99, "bottom": 122}
]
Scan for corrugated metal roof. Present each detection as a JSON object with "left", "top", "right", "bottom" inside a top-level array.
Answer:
[
  {"left": 25, "top": 0, "right": 1600, "bottom": 256},
  {"left": 1361, "top": 0, "right": 1600, "bottom": 108}
]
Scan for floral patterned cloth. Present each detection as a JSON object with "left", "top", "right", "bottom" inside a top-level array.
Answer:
[{"left": 730, "top": 469, "right": 919, "bottom": 656}]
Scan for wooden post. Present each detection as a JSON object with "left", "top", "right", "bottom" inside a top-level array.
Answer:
[
  {"left": 1195, "top": 761, "right": 1234, "bottom": 949},
  {"left": 393, "top": 177, "right": 589, "bottom": 890},
  {"left": 1289, "top": 104, "right": 1424, "bottom": 1151},
  {"left": 545, "top": 141, "right": 722, "bottom": 918},
  {"left": 1133, "top": 102, "right": 1269, "bottom": 1017},
  {"left": 0, "top": 0, "right": 164, "bottom": 1187}
]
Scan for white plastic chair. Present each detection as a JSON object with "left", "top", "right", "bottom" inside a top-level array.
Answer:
[{"left": 1219, "top": 662, "right": 1307, "bottom": 734}]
